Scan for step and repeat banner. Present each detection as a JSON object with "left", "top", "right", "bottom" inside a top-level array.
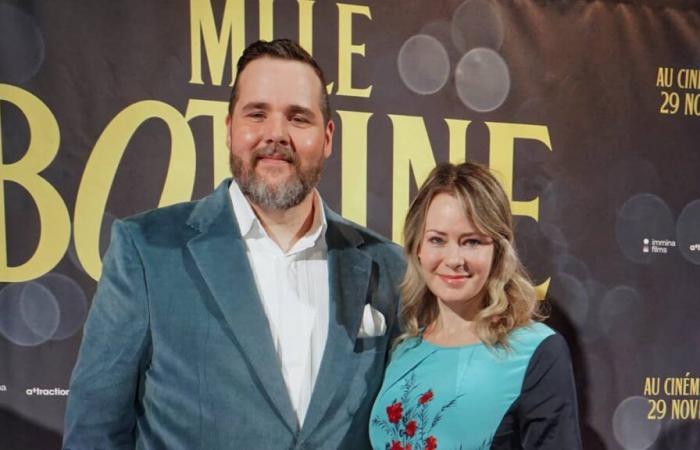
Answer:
[{"left": 1, "top": 0, "right": 699, "bottom": 448}]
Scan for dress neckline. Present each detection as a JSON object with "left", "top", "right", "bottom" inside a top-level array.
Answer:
[{"left": 418, "top": 335, "right": 484, "bottom": 350}]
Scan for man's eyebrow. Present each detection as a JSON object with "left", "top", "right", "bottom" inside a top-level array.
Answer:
[
  {"left": 287, "top": 104, "right": 316, "bottom": 117},
  {"left": 241, "top": 102, "right": 270, "bottom": 111}
]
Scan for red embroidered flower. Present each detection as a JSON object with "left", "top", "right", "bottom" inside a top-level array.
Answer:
[
  {"left": 419, "top": 389, "right": 434, "bottom": 405},
  {"left": 425, "top": 435, "right": 438, "bottom": 450},
  {"left": 405, "top": 419, "right": 417, "bottom": 437},
  {"left": 386, "top": 402, "right": 403, "bottom": 424},
  {"left": 389, "top": 440, "right": 403, "bottom": 450}
]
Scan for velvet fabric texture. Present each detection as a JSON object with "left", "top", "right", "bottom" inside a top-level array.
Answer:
[{"left": 63, "top": 180, "right": 405, "bottom": 450}]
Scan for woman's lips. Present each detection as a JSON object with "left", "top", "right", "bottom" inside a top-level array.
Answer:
[{"left": 438, "top": 274, "right": 469, "bottom": 285}]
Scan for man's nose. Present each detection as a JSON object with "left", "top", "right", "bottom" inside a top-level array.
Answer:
[{"left": 264, "top": 115, "right": 290, "bottom": 147}]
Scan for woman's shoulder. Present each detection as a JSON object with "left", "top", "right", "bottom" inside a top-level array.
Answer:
[
  {"left": 508, "top": 322, "right": 558, "bottom": 354},
  {"left": 509, "top": 323, "right": 573, "bottom": 377},
  {"left": 389, "top": 335, "right": 423, "bottom": 360}
]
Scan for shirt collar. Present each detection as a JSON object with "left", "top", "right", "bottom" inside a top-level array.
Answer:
[{"left": 229, "top": 180, "right": 327, "bottom": 253}]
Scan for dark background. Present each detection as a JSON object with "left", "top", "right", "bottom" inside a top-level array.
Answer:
[{"left": 1, "top": 0, "right": 699, "bottom": 448}]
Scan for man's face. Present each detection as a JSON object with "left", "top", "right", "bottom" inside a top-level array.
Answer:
[{"left": 226, "top": 57, "right": 333, "bottom": 210}]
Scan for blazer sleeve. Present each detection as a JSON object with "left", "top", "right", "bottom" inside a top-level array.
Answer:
[
  {"left": 518, "top": 333, "right": 582, "bottom": 450},
  {"left": 63, "top": 220, "right": 151, "bottom": 450}
]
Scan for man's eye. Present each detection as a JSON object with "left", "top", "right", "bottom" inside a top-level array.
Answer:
[
  {"left": 291, "top": 115, "right": 309, "bottom": 124},
  {"left": 248, "top": 111, "right": 265, "bottom": 119}
]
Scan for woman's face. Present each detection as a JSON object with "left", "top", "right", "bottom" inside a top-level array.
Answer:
[{"left": 418, "top": 193, "right": 495, "bottom": 308}]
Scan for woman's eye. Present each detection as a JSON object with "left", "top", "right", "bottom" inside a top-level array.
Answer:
[
  {"left": 463, "top": 239, "right": 481, "bottom": 247},
  {"left": 427, "top": 236, "right": 444, "bottom": 244}
]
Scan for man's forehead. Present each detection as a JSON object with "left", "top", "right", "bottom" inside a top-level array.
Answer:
[
  {"left": 234, "top": 57, "right": 324, "bottom": 116},
  {"left": 236, "top": 57, "right": 323, "bottom": 90}
]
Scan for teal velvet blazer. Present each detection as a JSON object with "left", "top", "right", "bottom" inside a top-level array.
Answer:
[{"left": 63, "top": 180, "right": 405, "bottom": 450}]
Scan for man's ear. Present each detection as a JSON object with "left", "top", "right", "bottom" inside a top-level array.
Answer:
[{"left": 323, "top": 119, "right": 335, "bottom": 158}]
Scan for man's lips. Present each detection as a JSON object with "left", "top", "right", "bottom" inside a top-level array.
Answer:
[{"left": 256, "top": 155, "right": 291, "bottom": 165}]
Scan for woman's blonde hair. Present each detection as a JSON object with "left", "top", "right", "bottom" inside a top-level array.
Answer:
[{"left": 398, "top": 162, "right": 542, "bottom": 348}]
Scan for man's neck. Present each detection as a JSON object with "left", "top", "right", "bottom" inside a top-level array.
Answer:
[{"left": 249, "top": 192, "right": 317, "bottom": 253}]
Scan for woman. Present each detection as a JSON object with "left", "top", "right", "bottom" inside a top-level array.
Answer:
[{"left": 369, "top": 162, "right": 581, "bottom": 450}]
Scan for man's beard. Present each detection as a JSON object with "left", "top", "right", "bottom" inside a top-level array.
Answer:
[{"left": 230, "top": 144, "right": 323, "bottom": 210}]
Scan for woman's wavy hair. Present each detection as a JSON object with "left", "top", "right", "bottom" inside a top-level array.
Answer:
[{"left": 397, "top": 162, "right": 543, "bottom": 348}]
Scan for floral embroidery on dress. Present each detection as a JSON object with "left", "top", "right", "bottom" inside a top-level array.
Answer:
[{"left": 372, "top": 373, "right": 463, "bottom": 450}]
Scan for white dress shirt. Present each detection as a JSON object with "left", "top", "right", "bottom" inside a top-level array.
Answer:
[{"left": 229, "top": 181, "right": 329, "bottom": 426}]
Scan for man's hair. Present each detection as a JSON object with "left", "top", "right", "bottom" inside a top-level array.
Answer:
[{"left": 228, "top": 39, "right": 331, "bottom": 124}]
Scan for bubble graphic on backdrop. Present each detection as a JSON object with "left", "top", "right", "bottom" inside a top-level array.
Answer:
[
  {"left": 514, "top": 218, "right": 558, "bottom": 283},
  {"left": 613, "top": 396, "right": 661, "bottom": 450},
  {"left": 578, "top": 278, "right": 606, "bottom": 342},
  {"left": 615, "top": 193, "right": 675, "bottom": 264},
  {"left": 420, "top": 21, "right": 455, "bottom": 57},
  {"left": 607, "top": 157, "right": 661, "bottom": 207},
  {"left": 398, "top": 34, "right": 450, "bottom": 95},
  {"left": 676, "top": 199, "right": 700, "bottom": 265},
  {"left": 540, "top": 222, "right": 569, "bottom": 250},
  {"left": 661, "top": 420, "right": 700, "bottom": 450},
  {"left": 36, "top": 273, "right": 88, "bottom": 340},
  {"left": 0, "top": 4, "right": 45, "bottom": 83},
  {"left": 0, "top": 282, "right": 60, "bottom": 346},
  {"left": 555, "top": 253, "right": 592, "bottom": 283},
  {"left": 599, "top": 285, "right": 642, "bottom": 336},
  {"left": 548, "top": 273, "right": 590, "bottom": 328},
  {"left": 450, "top": 0, "right": 504, "bottom": 53},
  {"left": 455, "top": 48, "right": 510, "bottom": 112},
  {"left": 67, "top": 211, "right": 118, "bottom": 272}
]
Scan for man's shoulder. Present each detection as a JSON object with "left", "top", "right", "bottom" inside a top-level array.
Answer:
[
  {"left": 120, "top": 198, "right": 198, "bottom": 233},
  {"left": 119, "top": 180, "right": 231, "bottom": 238},
  {"left": 325, "top": 208, "right": 404, "bottom": 264}
]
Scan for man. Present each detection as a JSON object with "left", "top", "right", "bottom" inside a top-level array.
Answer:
[{"left": 63, "top": 39, "right": 405, "bottom": 449}]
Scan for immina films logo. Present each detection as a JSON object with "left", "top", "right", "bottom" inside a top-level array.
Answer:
[{"left": 642, "top": 238, "right": 676, "bottom": 254}]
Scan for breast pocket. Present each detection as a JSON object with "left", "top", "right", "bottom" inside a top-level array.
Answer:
[{"left": 354, "top": 335, "right": 387, "bottom": 354}]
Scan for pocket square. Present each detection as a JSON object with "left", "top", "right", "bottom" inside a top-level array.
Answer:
[{"left": 357, "top": 304, "right": 386, "bottom": 338}]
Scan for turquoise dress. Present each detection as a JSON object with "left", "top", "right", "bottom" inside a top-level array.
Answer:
[{"left": 369, "top": 323, "right": 581, "bottom": 450}]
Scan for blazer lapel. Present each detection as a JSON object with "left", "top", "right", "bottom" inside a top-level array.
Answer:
[
  {"left": 300, "top": 210, "right": 373, "bottom": 439},
  {"left": 185, "top": 181, "right": 298, "bottom": 433}
]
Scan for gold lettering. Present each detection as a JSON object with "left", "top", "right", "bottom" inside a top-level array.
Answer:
[
  {"left": 445, "top": 118, "right": 471, "bottom": 163},
  {"left": 337, "top": 110, "right": 372, "bottom": 225},
  {"left": 259, "top": 0, "right": 274, "bottom": 41},
  {"left": 190, "top": 0, "right": 245, "bottom": 86},
  {"left": 0, "top": 84, "right": 70, "bottom": 282},
  {"left": 336, "top": 3, "right": 372, "bottom": 97},
  {"left": 656, "top": 67, "right": 673, "bottom": 88},
  {"left": 185, "top": 99, "right": 230, "bottom": 187},
  {"left": 74, "top": 101, "right": 197, "bottom": 279},
  {"left": 485, "top": 122, "right": 553, "bottom": 299},
  {"left": 298, "top": 0, "right": 314, "bottom": 52},
  {"left": 388, "top": 114, "right": 437, "bottom": 243},
  {"left": 644, "top": 377, "right": 660, "bottom": 396}
]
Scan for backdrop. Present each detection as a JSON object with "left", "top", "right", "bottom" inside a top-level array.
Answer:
[{"left": 1, "top": 0, "right": 699, "bottom": 448}]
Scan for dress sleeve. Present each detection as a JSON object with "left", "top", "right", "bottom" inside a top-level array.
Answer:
[
  {"left": 517, "top": 333, "right": 582, "bottom": 450},
  {"left": 63, "top": 220, "right": 151, "bottom": 450}
]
